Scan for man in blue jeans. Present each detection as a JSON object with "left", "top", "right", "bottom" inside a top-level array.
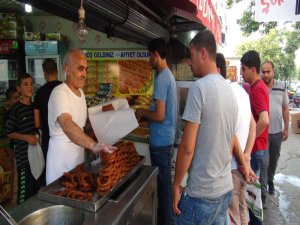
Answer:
[
  {"left": 241, "top": 50, "right": 269, "bottom": 225},
  {"left": 173, "top": 30, "right": 238, "bottom": 225},
  {"left": 136, "top": 38, "right": 177, "bottom": 225}
]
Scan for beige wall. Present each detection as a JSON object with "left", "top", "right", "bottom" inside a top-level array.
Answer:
[{"left": 26, "top": 16, "right": 144, "bottom": 49}]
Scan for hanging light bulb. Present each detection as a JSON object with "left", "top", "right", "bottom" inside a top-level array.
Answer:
[{"left": 77, "top": 0, "right": 88, "bottom": 41}]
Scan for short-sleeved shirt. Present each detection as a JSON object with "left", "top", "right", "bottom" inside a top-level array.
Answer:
[
  {"left": 6, "top": 102, "right": 37, "bottom": 167},
  {"left": 46, "top": 83, "right": 87, "bottom": 184},
  {"left": 33, "top": 80, "right": 62, "bottom": 148},
  {"left": 228, "top": 82, "right": 251, "bottom": 170},
  {"left": 183, "top": 74, "right": 237, "bottom": 199},
  {"left": 250, "top": 79, "right": 269, "bottom": 152},
  {"left": 149, "top": 68, "right": 177, "bottom": 147},
  {"left": 268, "top": 80, "right": 289, "bottom": 134}
]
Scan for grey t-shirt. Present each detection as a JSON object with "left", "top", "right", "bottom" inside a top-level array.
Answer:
[
  {"left": 183, "top": 74, "right": 237, "bottom": 199},
  {"left": 269, "top": 80, "right": 289, "bottom": 134}
]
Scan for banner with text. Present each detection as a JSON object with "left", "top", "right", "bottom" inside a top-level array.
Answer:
[
  {"left": 83, "top": 50, "right": 153, "bottom": 97},
  {"left": 255, "top": 0, "right": 300, "bottom": 22}
]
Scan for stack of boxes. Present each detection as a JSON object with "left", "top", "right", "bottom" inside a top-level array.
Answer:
[{"left": 290, "top": 111, "right": 300, "bottom": 134}]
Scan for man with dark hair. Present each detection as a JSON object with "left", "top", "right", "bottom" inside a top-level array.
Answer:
[
  {"left": 216, "top": 53, "right": 227, "bottom": 78},
  {"left": 5, "top": 87, "right": 19, "bottom": 107},
  {"left": 4, "top": 87, "right": 19, "bottom": 121},
  {"left": 241, "top": 50, "right": 269, "bottom": 224},
  {"left": 261, "top": 60, "right": 289, "bottom": 195},
  {"left": 217, "top": 53, "right": 257, "bottom": 225},
  {"left": 136, "top": 38, "right": 177, "bottom": 225},
  {"left": 173, "top": 30, "right": 238, "bottom": 225},
  {"left": 33, "top": 58, "right": 62, "bottom": 185}
]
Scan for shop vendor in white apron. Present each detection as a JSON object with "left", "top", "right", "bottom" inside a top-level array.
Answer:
[{"left": 46, "top": 48, "right": 114, "bottom": 184}]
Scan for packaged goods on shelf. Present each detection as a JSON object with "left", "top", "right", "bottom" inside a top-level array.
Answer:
[
  {"left": 24, "top": 32, "right": 43, "bottom": 41},
  {"left": 45, "top": 33, "right": 61, "bottom": 41},
  {"left": 0, "top": 13, "right": 25, "bottom": 39}
]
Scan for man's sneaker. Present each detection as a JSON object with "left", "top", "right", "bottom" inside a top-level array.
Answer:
[
  {"left": 269, "top": 181, "right": 275, "bottom": 195},
  {"left": 262, "top": 200, "right": 268, "bottom": 209}
]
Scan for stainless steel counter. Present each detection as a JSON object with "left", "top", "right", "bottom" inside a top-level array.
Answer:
[{"left": 9, "top": 166, "right": 158, "bottom": 225}]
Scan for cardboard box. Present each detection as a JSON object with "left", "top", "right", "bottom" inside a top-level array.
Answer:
[{"left": 290, "top": 111, "right": 300, "bottom": 134}]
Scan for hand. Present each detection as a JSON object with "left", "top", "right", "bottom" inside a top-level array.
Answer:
[
  {"left": 238, "top": 165, "right": 250, "bottom": 183},
  {"left": 26, "top": 134, "right": 39, "bottom": 145},
  {"left": 92, "top": 143, "right": 117, "bottom": 154},
  {"left": 248, "top": 168, "right": 259, "bottom": 184},
  {"left": 135, "top": 108, "right": 144, "bottom": 121},
  {"left": 282, "top": 129, "right": 288, "bottom": 141},
  {"left": 173, "top": 184, "right": 183, "bottom": 216}
]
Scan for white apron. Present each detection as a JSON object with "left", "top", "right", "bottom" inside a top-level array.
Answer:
[{"left": 46, "top": 136, "right": 84, "bottom": 185}]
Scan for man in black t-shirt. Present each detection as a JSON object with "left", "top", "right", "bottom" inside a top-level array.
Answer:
[{"left": 33, "top": 59, "right": 62, "bottom": 185}]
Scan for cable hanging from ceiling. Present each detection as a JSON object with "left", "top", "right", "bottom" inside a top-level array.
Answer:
[
  {"left": 106, "top": 0, "right": 129, "bottom": 39},
  {"left": 77, "top": 0, "right": 88, "bottom": 41}
]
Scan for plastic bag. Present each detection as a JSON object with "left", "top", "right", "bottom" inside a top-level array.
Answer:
[
  {"left": 245, "top": 181, "right": 263, "bottom": 221},
  {"left": 28, "top": 143, "right": 45, "bottom": 180},
  {"left": 88, "top": 98, "right": 138, "bottom": 145}
]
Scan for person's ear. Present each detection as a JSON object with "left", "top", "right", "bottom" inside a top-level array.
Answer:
[
  {"left": 200, "top": 48, "right": 206, "bottom": 60},
  {"left": 65, "top": 64, "right": 70, "bottom": 73},
  {"left": 154, "top": 51, "right": 160, "bottom": 60}
]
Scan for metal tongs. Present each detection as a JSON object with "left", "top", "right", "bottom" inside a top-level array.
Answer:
[{"left": 0, "top": 205, "right": 18, "bottom": 225}]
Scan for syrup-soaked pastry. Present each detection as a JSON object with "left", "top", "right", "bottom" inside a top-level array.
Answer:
[
  {"left": 55, "top": 165, "right": 96, "bottom": 201},
  {"left": 96, "top": 141, "right": 140, "bottom": 197},
  {"left": 102, "top": 103, "right": 114, "bottom": 111}
]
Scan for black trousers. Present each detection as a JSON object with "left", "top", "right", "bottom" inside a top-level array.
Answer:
[{"left": 16, "top": 165, "right": 41, "bottom": 205}]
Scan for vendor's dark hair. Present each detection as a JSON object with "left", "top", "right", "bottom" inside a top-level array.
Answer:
[
  {"left": 17, "top": 73, "right": 32, "bottom": 86},
  {"left": 216, "top": 53, "right": 227, "bottom": 78},
  {"left": 241, "top": 50, "right": 261, "bottom": 73},
  {"left": 148, "top": 38, "right": 167, "bottom": 59},
  {"left": 190, "top": 29, "right": 216, "bottom": 61},
  {"left": 43, "top": 58, "right": 57, "bottom": 74},
  {"left": 5, "top": 87, "right": 18, "bottom": 100}
]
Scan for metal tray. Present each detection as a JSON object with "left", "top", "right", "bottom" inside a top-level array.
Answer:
[{"left": 38, "top": 156, "right": 145, "bottom": 212}]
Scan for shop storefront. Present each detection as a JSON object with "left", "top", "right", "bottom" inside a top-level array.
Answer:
[{"left": 0, "top": 1, "right": 223, "bottom": 224}]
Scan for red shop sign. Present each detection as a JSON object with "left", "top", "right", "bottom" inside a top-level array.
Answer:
[
  {"left": 189, "top": 0, "right": 222, "bottom": 44},
  {"left": 0, "top": 40, "right": 18, "bottom": 54}
]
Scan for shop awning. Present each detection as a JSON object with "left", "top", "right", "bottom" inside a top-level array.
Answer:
[{"left": 15, "top": 0, "right": 207, "bottom": 45}]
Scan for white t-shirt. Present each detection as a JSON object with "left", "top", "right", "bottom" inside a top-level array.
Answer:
[
  {"left": 228, "top": 82, "right": 251, "bottom": 170},
  {"left": 46, "top": 83, "right": 87, "bottom": 184}
]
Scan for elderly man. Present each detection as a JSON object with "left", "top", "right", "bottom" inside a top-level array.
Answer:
[{"left": 46, "top": 48, "right": 113, "bottom": 184}]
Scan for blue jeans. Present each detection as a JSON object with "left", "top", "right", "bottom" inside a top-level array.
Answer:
[
  {"left": 176, "top": 191, "right": 232, "bottom": 225},
  {"left": 250, "top": 150, "right": 268, "bottom": 198},
  {"left": 250, "top": 150, "right": 267, "bottom": 225},
  {"left": 150, "top": 145, "right": 175, "bottom": 225}
]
